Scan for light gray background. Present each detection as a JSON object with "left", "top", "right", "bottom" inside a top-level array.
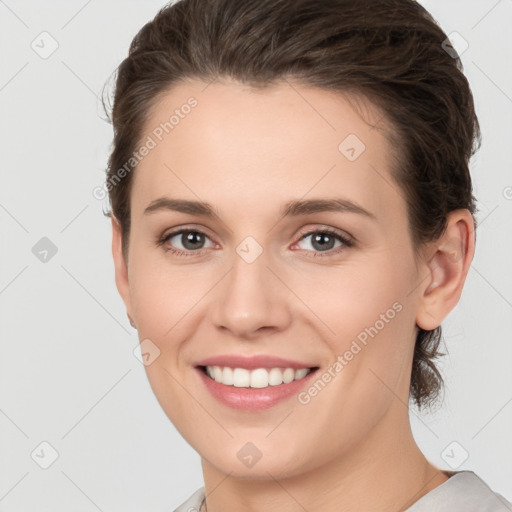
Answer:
[{"left": 0, "top": 1, "right": 511, "bottom": 510}]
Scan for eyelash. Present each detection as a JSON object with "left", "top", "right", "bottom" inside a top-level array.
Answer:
[{"left": 157, "top": 226, "right": 354, "bottom": 258}]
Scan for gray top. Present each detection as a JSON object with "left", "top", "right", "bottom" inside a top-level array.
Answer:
[{"left": 174, "top": 471, "right": 512, "bottom": 512}]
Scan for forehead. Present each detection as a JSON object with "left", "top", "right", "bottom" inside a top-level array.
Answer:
[{"left": 131, "top": 78, "right": 404, "bottom": 223}]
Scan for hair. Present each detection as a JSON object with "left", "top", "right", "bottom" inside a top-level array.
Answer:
[{"left": 103, "top": 0, "right": 480, "bottom": 412}]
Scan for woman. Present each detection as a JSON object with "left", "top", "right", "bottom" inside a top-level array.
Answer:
[{"left": 104, "top": 0, "right": 512, "bottom": 510}]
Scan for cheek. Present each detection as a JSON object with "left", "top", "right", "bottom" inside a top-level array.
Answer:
[
  {"left": 293, "top": 258, "right": 415, "bottom": 395},
  {"left": 127, "top": 256, "right": 212, "bottom": 435},
  {"left": 291, "top": 259, "right": 410, "bottom": 343},
  {"left": 297, "top": 271, "right": 413, "bottom": 449},
  {"left": 128, "top": 249, "right": 215, "bottom": 339}
]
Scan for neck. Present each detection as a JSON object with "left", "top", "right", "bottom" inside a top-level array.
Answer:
[{"left": 199, "top": 401, "right": 450, "bottom": 512}]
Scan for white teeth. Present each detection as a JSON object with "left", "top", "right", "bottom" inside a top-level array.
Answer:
[
  {"left": 204, "top": 366, "right": 312, "bottom": 388},
  {"left": 213, "top": 366, "right": 223, "bottom": 382},
  {"left": 250, "top": 368, "right": 269, "bottom": 388},
  {"left": 295, "top": 368, "right": 309, "bottom": 380},
  {"left": 233, "top": 368, "right": 250, "bottom": 387},
  {"left": 222, "top": 366, "right": 234, "bottom": 385},
  {"left": 282, "top": 368, "right": 295, "bottom": 384},
  {"left": 268, "top": 368, "right": 283, "bottom": 386}
]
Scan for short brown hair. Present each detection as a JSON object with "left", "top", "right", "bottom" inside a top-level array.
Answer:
[{"left": 103, "top": 0, "right": 480, "bottom": 411}]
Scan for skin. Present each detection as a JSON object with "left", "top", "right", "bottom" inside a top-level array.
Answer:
[{"left": 112, "top": 78, "right": 475, "bottom": 512}]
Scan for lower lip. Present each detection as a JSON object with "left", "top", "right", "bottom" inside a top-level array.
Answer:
[{"left": 195, "top": 367, "right": 319, "bottom": 411}]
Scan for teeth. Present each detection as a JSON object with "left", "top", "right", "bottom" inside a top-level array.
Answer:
[
  {"left": 249, "top": 368, "right": 267, "bottom": 388},
  {"left": 222, "top": 366, "right": 234, "bottom": 385},
  {"left": 204, "top": 366, "right": 312, "bottom": 388},
  {"left": 283, "top": 368, "right": 295, "bottom": 383},
  {"left": 295, "top": 368, "right": 309, "bottom": 380},
  {"left": 268, "top": 368, "right": 283, "bottom": 386},
  {"left": 233, "top": 368, "right": 250, "bottom": 387}
]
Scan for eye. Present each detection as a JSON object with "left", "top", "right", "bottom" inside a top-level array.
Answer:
[
  {"left": 293, "top": 228, "right": 353, "bottom": 257},
  {"left": 158, "top": 228, "right": 215, "bottom": 256},
  {"left": 158, "top": 226, "right": 354, "bottom": 258}
]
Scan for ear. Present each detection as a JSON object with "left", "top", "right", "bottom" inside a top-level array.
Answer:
[
  {"left": 111, "top": 217, "right": 135, "bottom": 326},
  {"left": 415, "top": 209, "right": 475, "bottom": 331}
]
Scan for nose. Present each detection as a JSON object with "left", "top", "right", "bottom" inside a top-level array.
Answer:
[{"left": 210, "top": 247, "right": 292, "bottom": 340}]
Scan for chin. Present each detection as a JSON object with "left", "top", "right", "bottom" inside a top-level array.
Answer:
[{"left": 200, "top": 441, "right": 315, "bottom": 481}]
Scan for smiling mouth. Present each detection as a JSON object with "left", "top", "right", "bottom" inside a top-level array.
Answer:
[{"left": 198, "top": 365, "right": 320, "bottom": 388}]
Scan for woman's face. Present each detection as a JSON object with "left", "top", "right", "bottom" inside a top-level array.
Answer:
[{"left": 113, "top": 78, "right": 431, "bottom": 479}]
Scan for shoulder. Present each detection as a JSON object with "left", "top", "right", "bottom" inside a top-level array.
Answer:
[
  {"left": 173, "top": 487, "right": 205, "bottom": 512},
  {"left": 406, "top": 471, "right": 512, "bottom": 512}
]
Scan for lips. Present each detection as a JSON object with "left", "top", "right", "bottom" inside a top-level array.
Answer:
[
  {"left": 195, "top": 363, "right": 320, "bottom": 410},
  {"left": 192, "top": 354, "right": 321, "bottom": 410},
  {"left": 194, "top": 354, "right": 318, "bottom": 370}
]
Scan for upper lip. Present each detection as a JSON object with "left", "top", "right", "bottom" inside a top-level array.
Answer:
[{"left": 194, "top": 354, "right": 318, "bottom": 370}]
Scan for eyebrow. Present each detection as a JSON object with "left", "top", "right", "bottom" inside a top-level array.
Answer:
[{"left": 143, "top": 197, "right": 376, "bottom": 221}]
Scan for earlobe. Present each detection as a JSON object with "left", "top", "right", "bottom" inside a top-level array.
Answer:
[
  {"left": 415, "top": 210, "right": 475, "bottom": 331},
  {"left": 127, "top": 314, "right": 136, "bottom": 328},
  {"left": 111, "top": 217, "right": 133, "bottom": 322}
]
